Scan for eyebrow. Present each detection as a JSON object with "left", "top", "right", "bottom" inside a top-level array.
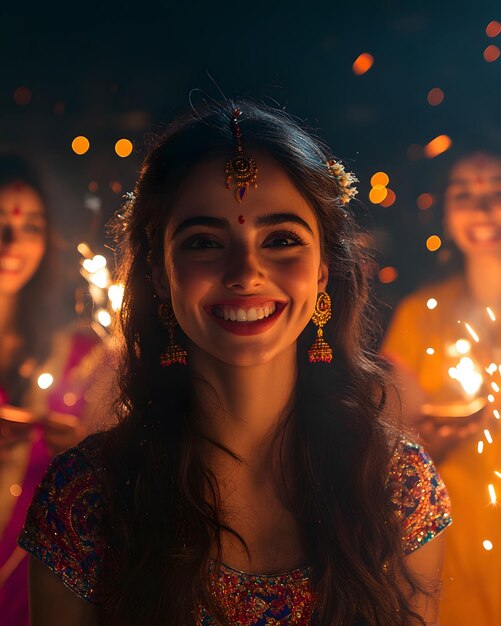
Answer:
[
  {"left": 449, "top": 175, "right": 501, "bottom": 186},
  {"left": 171, "top": 212, "right": 313, "bottom": 239}
]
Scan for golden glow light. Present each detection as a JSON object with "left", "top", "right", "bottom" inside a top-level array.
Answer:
[
  {"left": 370, "top": 172, "right": 389, "bottom": 187},
  {"left": 353, "top": 53, "right": 374, "bottom": 75},
  {"left": 424, "top": 135, "right": 452, "bottom": 158},
  {"left": 97, "top": 309, "right": 112, "bottom": 327},
  {"left": 426, "top": 235, "right": 442, "bottom": 251},
  {"left": 427, "top": 298, "right": 438, "bottom": 310},
  {"left": 489, "top": 484, "right": 497, "bottom": 504},
  {"left": 492, "top": 382, "right": 500, "bottom": 393},
  {"left": 456, "top": 339, "right": 471, "bottom": 354},
  {"left": 426, "top": 347, "right": 435, "bottom": 355},
  {"left": 465, "top": 322, "right": 480, "bottom": 343},
  {"left": 115, "top": 138, "right": 133, "bottom": 158},
  {"left": 449, "top": 357, "right": 483, "bottom": 395},
  {"left": 478, "top": 440, "right": 484, "bottom": 454},
  {"left": 485, "top": 429, "right": 494, "bottom": 444},
  {"left": 487, "top": 307, "right": 496, "bottom": 321},
  {"left": 369, "top": 186, "right": 388, "bottom": 204},
  {"left": 494, "top": 409, "right": 500, "bottom": 419},
  {"left": 72, "top": 136, "right": 90, "bottom": 155},
  {"left": 37, "top": 372, "right": 54, "bottom": 390},
  {"left": 108, "top": 284, "right": 125, "bottom": 311},
  {"left": 483, "top": 539, "right": 493, "bottom": 550}
]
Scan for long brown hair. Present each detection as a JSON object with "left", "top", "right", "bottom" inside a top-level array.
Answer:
[{"left": 102, "top": 100, "right": 423, "bottom": 625}]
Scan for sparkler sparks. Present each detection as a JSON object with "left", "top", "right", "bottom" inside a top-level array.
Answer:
[{"left": 488, "top": 484, "right": 497, "bottom": 505}]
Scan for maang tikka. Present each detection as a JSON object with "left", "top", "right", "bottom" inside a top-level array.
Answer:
[
  {"left": 225, "top": 108, "right": 258, "bottom": 202},
  {"left": 308, "top": 292, "right": 333, "bottom": 364},
  {"left": 158, "top": 303, "right": 187, "bottom": 367}
]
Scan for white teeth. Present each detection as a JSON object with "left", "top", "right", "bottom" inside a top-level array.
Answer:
[
  {"left": 0, "top": 257, "right": 22, "bottom": 271},
  {"left": 469, "top": 226, "right": 501, "bottom": 242},
  {"left": 247, "top": 307, "right": 258, "bottom": 321},
  {"left": 213, "top": 302, "right": 279, "bottom": 322}
]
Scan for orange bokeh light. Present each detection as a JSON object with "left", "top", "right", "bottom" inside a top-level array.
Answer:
[
  {"left": 427, "top": 88, "right": 445, "bottom": 106},
  {"left": 426, "top": 235, "right": 442, "bottom": 252},
  {"left": 486, "top": 21, "right": 501, "bottom": 37},
  {"left": 88, "top": 181, "right": 98, "bottom": 193},
  {"left": 115, "top": 138, "right": 133, "bottom": 158},
  {"left": 369, "top": 186, "right": 388, "bottom": 204},
  {"left": 370, "top": 171, "right": 389, "bottom": 187},
  {"left": 71, "top": 136, "right": 90, "bottom": 155},
  {"left": 424, "top": 135, "right": 452, "bottom": 159},
  {"left": 484, "top": 45, "right": 501, "bottom": 62},
  {"left": 110, "top": 181, "right": 122, "bottom": 194},
  {"left": 379, "top": 266, "right": 398, "bottom": 284},
  {"left": 13, "top": 86, "right": 32, "bottom": 106},
  {"left": 353, "top": 53, "right": 374, "bottom": 75},
  {"left": 380, "top": 188, "right": 396, "bottom": 207},
  {"left": 417, "top": 193, "right": 434, "bottom": 210}
]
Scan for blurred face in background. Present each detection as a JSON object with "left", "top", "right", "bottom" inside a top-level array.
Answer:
[
  {"left": 0, "top": 182, "right": 47, "bottom": 296},
  {"left": 444, "top": 153, "right": 501, "bottom": 261}
]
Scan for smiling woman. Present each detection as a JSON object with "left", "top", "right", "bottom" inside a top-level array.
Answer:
[
  {"left": 382, "top": 150, "right": 501, "bottom": 626},
  {"left": 19, "top": 101, "right": 450, "bottom": 626},
  {"left": 0, "top": 154, "right": 105, "bottom": 626}
]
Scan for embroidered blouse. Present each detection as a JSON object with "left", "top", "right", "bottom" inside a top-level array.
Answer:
[{"left": 18, "top": 434, "right": 451, "bottom": 625}]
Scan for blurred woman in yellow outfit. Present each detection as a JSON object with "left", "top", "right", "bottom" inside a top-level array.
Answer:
[{"left": 383, "top": 151, "right": 501, "bottom": 626}]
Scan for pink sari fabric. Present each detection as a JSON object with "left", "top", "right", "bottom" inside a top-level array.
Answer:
[{"left": 0, "top": 330, "right": 100, "bottom": 626}]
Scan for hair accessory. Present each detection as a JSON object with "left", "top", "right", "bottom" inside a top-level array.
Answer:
[
  {"left": 326, "top": 159, "right": 358, "bottom": 205},
  {"left": 225, "top": 108, "right": 258, "bottom": 203},
  {"left": 308, "top": 291, "right": 333, "bottom": 364},
  {"left": 158, "top": 303, "right": 187, "bottom": 367}
]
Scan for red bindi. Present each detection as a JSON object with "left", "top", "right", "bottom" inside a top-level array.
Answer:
[
  {"left": 12, "top": 204, "right": 21, "bottom": 216},
  {"left": 238, "top": 215, "right": 245, "bottom": 224}
]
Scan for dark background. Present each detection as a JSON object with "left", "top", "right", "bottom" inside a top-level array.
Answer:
[{"left": 2, "top": 1, "right": 500, "bottom": 328}]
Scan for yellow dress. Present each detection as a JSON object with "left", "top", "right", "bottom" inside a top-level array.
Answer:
[{"left": 382, "top": 275, "right": 501, "bottom": 626}]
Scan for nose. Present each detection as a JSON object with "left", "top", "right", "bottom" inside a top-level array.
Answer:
[{"left": 223, "top": 244, "right": 265, "bottom": 291}]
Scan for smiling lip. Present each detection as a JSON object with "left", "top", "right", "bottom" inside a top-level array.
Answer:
[
  {"left": 0, "top": 256, "right": 23, "bottom": 273},
  {"left": 466, "top": 225, "right": 501, "bottom": 244},
  {"left": 204, "top": 299, "right": 287, "bottom": 336}
]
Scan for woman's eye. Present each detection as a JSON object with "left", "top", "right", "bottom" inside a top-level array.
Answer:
[
  {"left": 23, "top": 223, "right": 45, "bottom": 235},
  {"left": 453, "top": 193, "right": 471, "bottom": 203},
  {"left": 264, "top": 232, "right": 306, "bottom": 248},
  {"left": 183, "top": 236, "right": 223, "bottom": 249}
]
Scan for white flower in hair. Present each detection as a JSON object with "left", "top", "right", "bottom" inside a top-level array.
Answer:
[{"left": 326, "top": 159, "right": 359, "bottom": 205}]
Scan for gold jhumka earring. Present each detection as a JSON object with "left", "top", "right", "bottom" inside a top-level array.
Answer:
[
  {"left": 225, "top": 108, "right": 258, "bottom": 202},
  {"left": 308, "top": 292, "right": 333, "bottom": 364},
  {"left": 158, "top": 303, "right": 187, "bottom": 367}
]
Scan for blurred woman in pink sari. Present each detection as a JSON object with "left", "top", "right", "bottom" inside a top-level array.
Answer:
[{"left": 0, "top": 154, "right": 106, "bottom": 625}]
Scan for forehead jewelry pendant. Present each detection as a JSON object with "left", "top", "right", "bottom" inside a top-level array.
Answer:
[{"left": 225, "top": 108, "right": 258, "bottom": 203}]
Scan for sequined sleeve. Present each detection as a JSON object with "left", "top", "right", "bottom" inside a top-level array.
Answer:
[
  {"left": 387, "top": 440, "right": 452, "bottom": 555},
  {"left": 17, "top": 437, "right": 106, "bottom": 603}
]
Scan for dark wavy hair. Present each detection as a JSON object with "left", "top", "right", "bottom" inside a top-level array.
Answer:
[
  {"left": 102, "top": 100, "right": 424, "bottom": 625},
  {"left": 0, "top": 154, "right": 60, "bottom": 404}
]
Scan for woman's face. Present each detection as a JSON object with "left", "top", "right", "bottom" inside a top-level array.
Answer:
[
  {"left": 444, "top": 154, "right": 501, "bottom": 260},
  {"left": 156, "top": 153, "right": 328, "bottom": 367},
  {"left": 0, "top": 182, "right": 47, "bottom": 296}
]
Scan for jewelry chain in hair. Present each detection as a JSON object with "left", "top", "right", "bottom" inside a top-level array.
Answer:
[
  {"left": 225, "top": 108, "right": 258, "bottom": 203},
  {"left": 326, "top": 159, "right": 358, "bottom": 205}
]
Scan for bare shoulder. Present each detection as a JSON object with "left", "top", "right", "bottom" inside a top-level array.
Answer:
[{"left": 29, "top": 557, "right": 99, "bottom": 626}]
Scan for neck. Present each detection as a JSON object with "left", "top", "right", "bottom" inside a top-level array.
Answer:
[
  {"left": 464, "top": 255, "right": 501, "bottom": 307},
  {"left": 191, "top": 345, "right": 297, "bottom": 464},
  {"left": 0, "top": 293, "right": 17, "bottom": 336}
]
